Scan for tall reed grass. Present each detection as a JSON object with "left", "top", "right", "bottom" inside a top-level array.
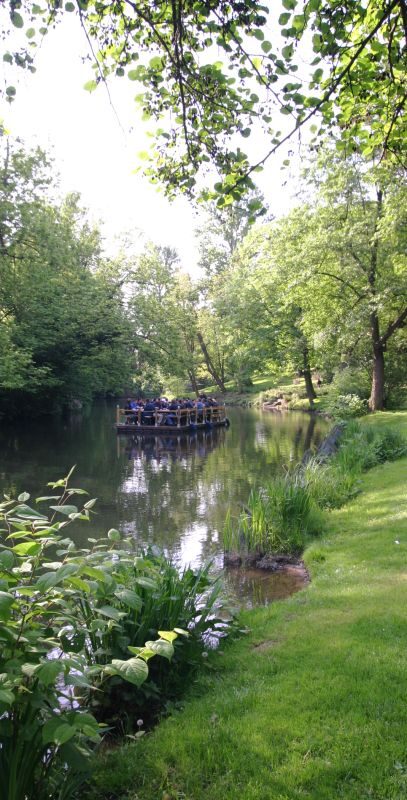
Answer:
[{"left": 223, "top": 423, "right": 407, "bottom": 557}]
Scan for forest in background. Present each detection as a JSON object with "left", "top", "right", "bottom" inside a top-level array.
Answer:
[{"left": 0, "top": 138, "right": 406, "bottom": 417}]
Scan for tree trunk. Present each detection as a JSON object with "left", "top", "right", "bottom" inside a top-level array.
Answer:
[
  {"left": 196, "top": 331, "right": 227, "bottom": 393},
  {"left": 369, "top": 311, "right": 386, "bottom": 411},
  {"left": 301, "top": 344, "right": 316, "bottom": 407},
  {"left": 188, "top": 369, "right": 199, "bottom": 398}
]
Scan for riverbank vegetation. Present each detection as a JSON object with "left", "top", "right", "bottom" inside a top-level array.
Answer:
[
  {"left": 223, "top": 421, "right": 407, "bottom": 558},
  {"left": 1, "top": 139, "right": 405, "bottom": 418},
  {"left": 87, "top": 411, "right": 407, "bottom": 800},
  {"left": 0, "top": 473, "right": 232, "bottom": 799}
]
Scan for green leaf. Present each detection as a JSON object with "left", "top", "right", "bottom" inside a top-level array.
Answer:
[
  {"left": 11, "top": 11, "right": 24, "bottom": 28},
  {"left": 157, "top": 630, "right": 178, "bottom": 643},
  {"left": 145, "top": 638, "right": 175, "bottom": 660},
  {"left": 279, "top": 12, "right": 291, "bottom": 25},
  {"left": 42, "top": 717, "right": 76, "bottom": 745},
  {"left": 26, "top": 28, "right": 36, "bottom": 39},
  {"left": 12, "top": 542, "right": 41, "bottom": 556},
  {"left": 0, "top": 688, "right": 14, "bottom": 705},
  {"left": 36, "top": 571, "right": 58, "bottom": 591},
  {"left": 49, "top": 505, "right": 78, "bottom": 516},
  {"left": 98, "top": 605, "right": 126, "bottom": 621},
  {"left": 18, "top": 492, "right": 30, "bottom": 502},
  {"left": 135, "top": 577, "right": 158, "bottom": 590},
  {"left": 107, "top": 528, "right": 120, "bottom": 541},
  {"left": 0, "top": 550, "right": 14, "bottom": 570},
  {"left": 0, "top": 592, "right": 14, "bottom": 620},
  {"left": 12, "top": 504, "right": 47, "bottom": 520},
  {"left": 83, "top": 80, "right": 97, "bottom": 93},
  {"left": 65, "top": 2, "right": 75, "bottom": 10},
  {"left": 282, "top": 44, "right": 294, "bottom": 60},
  {"left": 261, "top": 41, "right": 272, "bottom": 54},
  {"left": 282, "top": 0, "right": 297, "bottom": 8},
  {"left": 114, "top": 589, "right": 142, "bottom": 610},
  {"left": 35, "top": 661, "right": 62, "bottom": 686},
  {"left": 110, "top": 657, "right": 149, "bottom": 686}
]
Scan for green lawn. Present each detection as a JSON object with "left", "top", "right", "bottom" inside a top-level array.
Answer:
[{"left": 90, "top": 412, "right": 407, "bottom": 800}]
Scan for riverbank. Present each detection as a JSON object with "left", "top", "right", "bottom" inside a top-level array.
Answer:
[{"left": 90, "top": 411, "right": 407, "bottom": 800}]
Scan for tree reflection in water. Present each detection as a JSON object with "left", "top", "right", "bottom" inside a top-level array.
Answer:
[{"left": 0, "top": 405, "right": 329, "bottom": 604}]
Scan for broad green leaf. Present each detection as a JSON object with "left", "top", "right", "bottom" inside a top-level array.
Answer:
[
  {"left": 135, "top": 576, "right": 158, "bottom": 590},
  {"left": 114, "top": 589, "right": 142, "bottom": 610},
  {"left": 18, "top": 492, "right": 30, "bottom": 502},
  {"left": 145, "top": 638, "right": 174, "bottom": 660},
  {"left": 42, "top": 717, "right": 76, "bottom": 745},
  {"left": 0, "top": 592, "right": 14, "bottom": 620},
  {"left": 12, "top": 504, "right": 47, "bottom": 520},
  {"left": 12, "top": 542, "right": 41, "bottom": 556},
  {"left": 157, "top": 630, "right": 178, "bottom": 643},
  {"left": 98, "top": 605, "right": 126, "bottom": 621},
  {"left": 107, "top": 528, "right": 120, "bottom": 541},
  {"left": 35, "top": 661, "right": 62, "bottom": 686},
  {"left": 110, "top": 657, "right": 149, "bottom": 686},
  {"left": 0, "top": 688, "right": 14, "bottom": 705},
  {"left": 49, "top": 505, "right": 78, "bottom": 516},
  {"left": 11, "top": 11, "right": 24, "bottom": 28},
  {"left": 0, "top": 550, "right": 14, "bottom": 570}
]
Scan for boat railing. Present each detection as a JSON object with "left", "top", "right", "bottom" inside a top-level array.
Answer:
[{"left": 116, "top": 404, "right": 227, "bottom": 428}]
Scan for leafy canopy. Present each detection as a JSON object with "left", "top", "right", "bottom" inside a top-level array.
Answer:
[{"left": 2, "top": 1, "right": 406, "bottom": 202}]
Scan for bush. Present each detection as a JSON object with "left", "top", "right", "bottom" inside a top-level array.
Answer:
[
  {"left": 327, "top": 393, "right": 369, "bottom": 419},
  {"left": 0, "top": 471, "right": 227, "bottom": 799},
  {"left": 329, "top": 366, "right": 371, "bottom": 399}
]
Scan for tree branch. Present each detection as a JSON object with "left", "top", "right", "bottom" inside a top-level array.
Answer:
[{"left": 380, "top": 305, "right": 407, "bottom": 345}]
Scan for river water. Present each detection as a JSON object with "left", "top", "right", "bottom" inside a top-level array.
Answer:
[{"left": 0, "top": 404, "right": 329, "bottom": 604}]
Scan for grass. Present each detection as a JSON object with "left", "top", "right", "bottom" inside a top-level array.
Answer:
[{"left": 89, "top": 412, "right": 407, "bottom": 800}]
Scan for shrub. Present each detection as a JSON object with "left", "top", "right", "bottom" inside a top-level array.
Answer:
[
  {"left": 327, "top": 393, "right": 368, "bottom": 419},
  {"left": 328, "top": 366, "right": 371, "bottom": 399},
  {"left": 0, "top": 470, "right": 223, "bottom": 799}
]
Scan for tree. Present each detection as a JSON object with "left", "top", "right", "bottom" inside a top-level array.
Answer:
[
  {"left": 3, "top": 1, "right": 405, "bottom": 202},
  {"left": 0, "top": 139, "right": 133, "bottom": 415},
  {"left": 235, "top": 156, "right": 406, "bottom": 410}
]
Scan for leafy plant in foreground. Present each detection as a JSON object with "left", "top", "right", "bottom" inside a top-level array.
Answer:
[{"left": 0, "top": 469, "right": 184, "bottom": 800}]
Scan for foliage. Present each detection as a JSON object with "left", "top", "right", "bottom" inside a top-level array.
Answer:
[
  {"left": 0, "top": 468, "right": 199, "bottom": 799},
  {"left": 2, "top": 2, "right": 405, "bottom": 202},
  {"left": 223, "top": 478, "right": 322, "bottom": 556},
  {"left": 0, "top": 140, "right": 133, "bottom": 417},
  {"left": 326, "top": 393, "right": 369, "bottom": 419},
  {"left": 224, "top": 420, "right": 407, "bottom": 556}
]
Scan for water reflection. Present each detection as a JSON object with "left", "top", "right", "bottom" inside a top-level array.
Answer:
[
  {"left": 223, "top": 566, "right": 308, "bottom": 609},
  {"left": 0, "top": 405, "right": 329, "bottom": 603}
]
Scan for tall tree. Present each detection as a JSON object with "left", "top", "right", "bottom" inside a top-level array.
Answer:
[
  {"left": 236, "top": 156, "right": 407, "bottom": 410},
  {"left": 0, "top": 140, "right": 133, "bottom": 414}
]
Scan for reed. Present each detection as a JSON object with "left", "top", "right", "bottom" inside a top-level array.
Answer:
[
  {"left": 223, "top": 477, "right": 322, "bottom": 556},
  {"left": 223, "top": 422, "right": 407, "bottom": 558}
]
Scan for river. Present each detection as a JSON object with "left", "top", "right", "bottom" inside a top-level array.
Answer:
[{"left": 0, "top": 403, "right": 329, "bottom": 604}]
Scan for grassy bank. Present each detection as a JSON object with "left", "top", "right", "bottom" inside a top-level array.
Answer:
[{"left": 90, "top": 412, "right": 407, "bottom": 800}]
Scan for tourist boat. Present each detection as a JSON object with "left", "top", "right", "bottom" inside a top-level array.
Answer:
[{"left": 115, "top": 404, "right": 230, "bottom": 434}]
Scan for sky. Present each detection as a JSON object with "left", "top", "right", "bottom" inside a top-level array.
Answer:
[{"left": 1, "top": 11, "right": 306, "bottom": 273}]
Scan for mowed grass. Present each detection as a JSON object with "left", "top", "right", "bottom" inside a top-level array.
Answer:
[{"left": 90, "top": 412, "right": 407, "bottom": 800}]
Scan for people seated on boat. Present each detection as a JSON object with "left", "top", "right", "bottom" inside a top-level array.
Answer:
[
  {"left": 125, "top": 398, "right": 137, "bottom": 423},
  {"left": 195, "top": 398, "right": 205, "bottom": 422},
  {"left": 141, "top": 399, "right": 156, "bottom": 425}
]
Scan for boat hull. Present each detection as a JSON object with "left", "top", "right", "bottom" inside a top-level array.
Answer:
[{"left": 116, "top": 419, "right": 229, "bottom": 434}]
